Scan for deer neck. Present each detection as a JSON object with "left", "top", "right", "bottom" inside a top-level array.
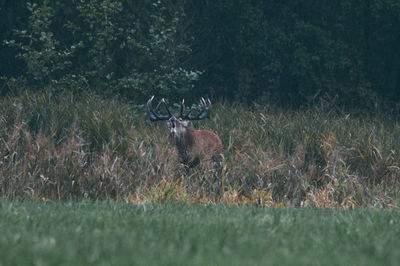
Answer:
[{"left": 172, "top": 127, "right": 194, "bottom": 154}]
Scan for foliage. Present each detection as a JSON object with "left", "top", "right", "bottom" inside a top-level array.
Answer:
[
  {"left": 0, "top": 91, "right": 398, "bottom": 207},
  {"left": 3, "top": 0, "right": 199, "bottom": 100},
  {"left": 178, "top": 0, "right": 400, "bottom": 106},
  {"left": 3, "top": 1, "right": 75, "bottom": 91},
  {"left": 2, "top": 1, "right": 399, "bottom": 107}
]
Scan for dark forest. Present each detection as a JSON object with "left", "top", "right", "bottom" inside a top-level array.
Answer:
[{"left": 1, "top": 0, "right": 399, "bottom": 109}]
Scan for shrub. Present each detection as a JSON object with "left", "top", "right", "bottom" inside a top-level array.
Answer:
[{"left": 4, "top": 0, "right": 200, "bottom": 101}]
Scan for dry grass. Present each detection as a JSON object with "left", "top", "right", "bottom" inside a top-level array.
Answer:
[{"left": 0, "top": 91, "right": 399, "bottom": 208}]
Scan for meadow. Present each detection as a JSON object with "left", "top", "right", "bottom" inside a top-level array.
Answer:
[
  {"left": 0, "top": 91, "right": 399, "bottom": 207},
  {"left": 1, "top": 201, "right": 399, "bottom": 266},
  {"left": 2, "top": 2, "right": 399, "bottom": 264}
]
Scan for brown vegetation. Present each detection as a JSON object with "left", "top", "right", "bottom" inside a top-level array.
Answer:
[{"left": 0, "top": 92, "right": 399, "bottom": 208}]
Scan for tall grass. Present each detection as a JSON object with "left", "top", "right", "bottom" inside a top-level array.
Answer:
[{"left": 0, "top": 91, "right": 399, "bottom": 208}]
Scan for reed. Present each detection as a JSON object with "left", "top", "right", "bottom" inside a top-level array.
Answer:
[{"left": 0, "top": 91, "right": 398, "bottom": 208}]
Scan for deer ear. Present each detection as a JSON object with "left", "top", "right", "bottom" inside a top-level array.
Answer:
[{"left": 181, "top": 120, "right": 189, "bottom": 127}]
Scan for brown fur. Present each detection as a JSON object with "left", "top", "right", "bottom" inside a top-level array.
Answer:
[
  {"left": 147, "top": 96, "right": 222, "bottom": 167},
  {"left": 173, "top": 128, "right": 223, "bottom": 167}
]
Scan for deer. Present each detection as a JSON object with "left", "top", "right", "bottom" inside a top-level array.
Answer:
[{"left": 147, "top": 96, "right": 223, "bottom": 168}]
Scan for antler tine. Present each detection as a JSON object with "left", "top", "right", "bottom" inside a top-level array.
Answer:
[
  {"left": 185, "top": 97, "right": 212, "bottom": 121},
  {"left": 160, "top": 98, "right": 173, "bottom": 117},
  {"left": 154, "top": 97, "right": 163, "bottom": 111},
  {"left": 179, "top": 99, "right": 185, "bottom": 118},
  {"left": 148, "top": 95, "right": 155, "bottom": 103},
  {"left": 200, "top": 97, "right": 205, "bottom": 107},
  {"left": 146, "top": 96, "right": 172, "bottom": 121},
  {"left": 146, "top": 96, "right": 158, "bottom": 121}
]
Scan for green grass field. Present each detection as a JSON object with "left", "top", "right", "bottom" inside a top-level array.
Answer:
[{"left": 0, "top": 202, "right": 399, "bottom": 266}]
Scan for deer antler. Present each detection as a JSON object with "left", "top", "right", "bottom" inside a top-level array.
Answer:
[
  {"left": 147, "top": 96, "right": 212, "bottom": 121},
  {"left": 180, "top": 97, "right": 212, "bottom": 120},
  {"left": 147, "top": 96, "right": 173, "bottom": 121}
]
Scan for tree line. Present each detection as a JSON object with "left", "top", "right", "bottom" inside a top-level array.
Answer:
[{"left": 1, "top": 0, "right": 399, "bottom": 108}]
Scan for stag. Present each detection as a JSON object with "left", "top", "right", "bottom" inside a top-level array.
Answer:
[{"left": 147, "top": 96, "right": 223, "bottom": 168}]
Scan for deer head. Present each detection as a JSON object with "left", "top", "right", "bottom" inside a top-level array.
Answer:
[{"left": 147, "top": 96, "right": 222, "bottom": 167}]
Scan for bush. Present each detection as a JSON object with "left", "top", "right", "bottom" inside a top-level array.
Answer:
[
  {"left": 3, "top": 1, "right": 400, "bottom": 107},
  {"left": 4, "top": 0, "right": 200, "bottom": 101},
  {"left": 179, "top": 0, "right": 400, "bottom": 106}
]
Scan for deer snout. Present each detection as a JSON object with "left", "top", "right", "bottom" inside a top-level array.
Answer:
[
  {"left": 169, "top": 126, "right": 179, "bottom": 138},
  {"left": 170, "top": 128, "right": 176, "bottom": 137}
]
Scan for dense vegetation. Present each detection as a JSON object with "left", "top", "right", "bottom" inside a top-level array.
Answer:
[
  {"left": 1, "top": 0, "right": 400, "bottom": 107},
  {"left": 0, "top": 91, "right": 398, "bottom": 207},
  {"left": 0, "top": 1, "right": 399, "bottom": 206},
  {"left": 1, "top": 3, "right": 398, "bottom": 264},
  {"left": 1, "top": 202, "right": 399, "bottom": 265}
]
